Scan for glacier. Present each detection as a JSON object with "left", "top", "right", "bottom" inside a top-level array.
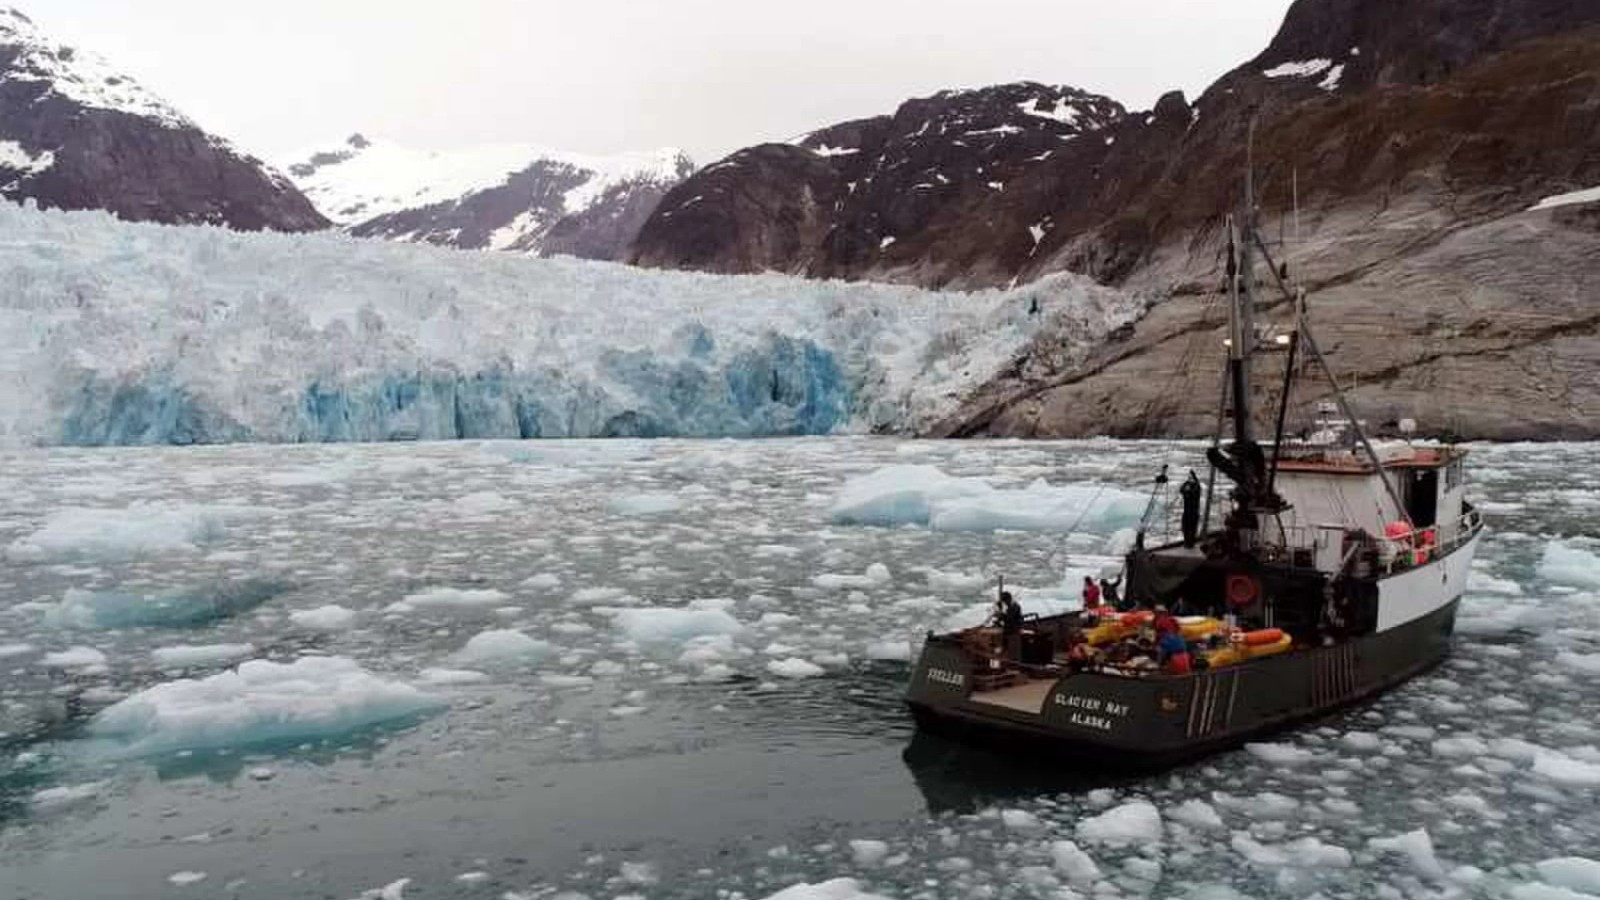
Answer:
[{"left": 0, "top": 202, "right": 1143, "bottom": 446}]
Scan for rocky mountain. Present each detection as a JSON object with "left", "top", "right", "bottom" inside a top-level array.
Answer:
[
  {"left": 633, "top": 0, "right": 1600, "bottom": 439},
  {"left": 630, "top": 82, "right": 1124, "bottom": 281},
  {"left": 284, "top": 135, "right": 694, "bottom": 260},
  {"left": 0, "top": 7, "right": 324, "bottom": 231}
]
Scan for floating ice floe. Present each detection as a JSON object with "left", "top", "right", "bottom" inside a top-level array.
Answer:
[
  {"left": 1538, "top": 541, "right": 1600, "bottom": 588},
  {"left": 609, "top": 492, "right": 686, "bottom": 516},
  {"left": 453, "top": 491, "right": 516, "bottom": 515},
  {"left": 1075, "top": 799, "right": 1162, "bottom": 845},
  {"left": 814, "top": 563, "right": 893, "bottom": 590},
  {"left": 1212, "top": 790, "right": 1299, "bottom": 819},
  {"left": 1049, "top": 840, "right": 1101, "bottom": 884},
  {"left": 0, "top": 642, "right": 36, "bottom": 658},
  {"left": 1244, "top": 741, "right": 1317, "bottom": 766},
  {"left": 864, "top": 640, "right": 912, "bottom": 662},
  {"left": 1367, "top": 828, "right": 1447, "bottom": 880},
  {"left": 31, "top": 780, "right": 106, "bottom": 810},
  {"left": 1536, "top": 857, "right": 1600, "bottom": 894},
  {"left": 45, "top": 579, "right": 290, "bottom": 629},
  {"left": 828, "top": 465, "right": 1142, "bottom": 533},
  {"left": 6, "top": 503, "right": 262, "bottom": 562},
  {"left": 768, "top": 658, "right": 826, "bottom": 679},
  {"left": 1556, "top": 652, "right": 1600, "bottom": 675},
  {"left": 150, "top": 643, "right": 256, "bottom": 668},
  {"left": 610, "top": 606, "right": 743, "bottom": 643},
  {"left": 850, "top": 839, "right": 890, "bottom": 865},
  {"left": 452, "top": 629, "right": 554, "bottom": 666},
  {"left": 89, "top": 656, "right": 442, "bottom": 755},
  {"left": 40, "top": 645, "right": 108, "bottom": 670},
  {"left": 289, "top": 604, "right": 359, "bottom": 631},
  {"left": 387, "top": 587, "right": 510, "bottom": 614},
  {"left": 1531, "top": 750, "right": 1600, "bottom": 786},
  {"left": 1166, "top": 798, "right": 1224, "bottom": 829},
  {"left": 418, "top": 667, "right": 490, "bottom": 686},
  {"left": 1232, "top": 834, "right": 1352, "bottom": 868},
  {"left": 761, "top": 878, "right": 891, "bottom": 900}
]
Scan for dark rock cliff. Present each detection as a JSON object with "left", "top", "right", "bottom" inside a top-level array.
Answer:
[{"left": 0, "top": 8, "right": 326, "bottom": 232}]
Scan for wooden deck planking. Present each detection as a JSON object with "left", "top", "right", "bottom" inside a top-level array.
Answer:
[{"left": 969, "top": 677, "right": 1057, "bottom": 713}]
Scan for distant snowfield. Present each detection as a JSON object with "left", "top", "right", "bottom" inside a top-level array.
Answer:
[
  {"left": 0, "top": 203, "right": 1144, "bottom": 447},
  {"left": 281, "top": 136, "right": 688, "bottom": 225}
]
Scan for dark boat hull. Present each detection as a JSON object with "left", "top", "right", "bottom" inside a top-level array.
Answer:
[{"left": 905, "top": 597, "right": 1459, "bottom": 768}]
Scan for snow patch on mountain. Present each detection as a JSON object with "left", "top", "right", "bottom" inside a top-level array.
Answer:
[
  {"left": 1529, "top": 185, "right": 1600, "bottom": 211},
  {"left": 1261, "top": 58, "right": 1334, "bottom": 79},
  {"left": 1016, "top": 96, "right": 1082, "bottom": 126},
  {"left": 0, "top": 8, "right": 190, "bottom": 128},
  {"left": 0, "top": 138, "right": 53, "bottom": 177},
  {"left": 283, "top": 134, "right": 689, "bottom": 226}
]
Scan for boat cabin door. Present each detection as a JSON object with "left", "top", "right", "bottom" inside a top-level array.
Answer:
[{"left": 1406, "top": 468, "right": 1439, "bottom": 528}]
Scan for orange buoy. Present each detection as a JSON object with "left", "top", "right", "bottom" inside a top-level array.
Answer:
[
  {"left": 1119, "top": 610, "right": 1154, "bottom": 628},
  {"left": 1242, "top": 628, "right": 1284, "bottom": 646}
]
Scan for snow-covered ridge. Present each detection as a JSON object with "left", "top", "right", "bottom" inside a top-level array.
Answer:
[
  {"left": 0, "top": 7, "right": 191, "bottom": 128},
  {"left": 0, "top": 202, "right": 1144, "bottom": 446},
  {"left": 283, "top": 133, "right": 691, "bottom": 225}
]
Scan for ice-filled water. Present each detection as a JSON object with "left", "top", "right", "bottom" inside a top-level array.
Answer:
[{"left": 1, "top": 437, "right": 1596, "bottom": 900}]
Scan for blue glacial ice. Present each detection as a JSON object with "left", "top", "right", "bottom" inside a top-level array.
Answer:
[
  {"left": 0, "top": 202, "right": 1144, "bottom": 446},
  {"left": 43, "top": 579, "right": 291, "bottom": 629}
]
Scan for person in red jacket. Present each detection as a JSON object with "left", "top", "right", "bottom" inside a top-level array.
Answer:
[
  {"left": 1082, "top": 576, "right": 1101, "bottom": 609},
  {"left": 1153, "top": 605, "right": 1179, "bottom": 637},
  {"left": 1158, "top": 629, "right": 1193, "bottom": 674}
]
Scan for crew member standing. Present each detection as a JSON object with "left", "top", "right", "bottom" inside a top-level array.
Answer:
[
  {"left": 1082, "top": 576, "right": 1102, "bottom": 609},
  {"left": 998, "top": 591, "right": 1024, "bottom": 659},
  {"left": 1180, "top": 470, "right": 1203, "bottom": 547}
]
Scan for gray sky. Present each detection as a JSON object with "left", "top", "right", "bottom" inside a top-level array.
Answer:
[{"left": 33, "top": 0, "right": 1293, "bottom": 166}]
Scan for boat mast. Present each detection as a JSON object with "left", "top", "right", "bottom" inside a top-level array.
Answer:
[{"left": 1228, "top": 120, "right": 1261, "bottom": 446}]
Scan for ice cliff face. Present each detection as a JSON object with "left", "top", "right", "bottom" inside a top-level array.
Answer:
[{"left": 0, "top": 203, "right": 1143, "bottom": 446}]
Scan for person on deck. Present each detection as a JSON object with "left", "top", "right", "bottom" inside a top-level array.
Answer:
[
  {"left": 1153, "top": 604, "right": 1179, "bottom": 637},
  {"left": 1157, "top": 629, "right": 1192, "bottom": 674},
  {"left": 1082, "top": 576, "right": 1101, "bottom": 609},
  {"left": 1180, "top": 470, "right": 1203, "bottom": 547},
  {"left": 998, "top": 591, "right": 1024, "bottom": 660},
  {"left": 999, "top": 591, "right": 1023, "bottom": 633},
  {"left": 1099, "top": 575, "right": 1123, "bottom": 610}
]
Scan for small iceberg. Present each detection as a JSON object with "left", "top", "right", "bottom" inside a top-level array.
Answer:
[{"left": 89, "top": 656, "right": 443, "bottom": 755}]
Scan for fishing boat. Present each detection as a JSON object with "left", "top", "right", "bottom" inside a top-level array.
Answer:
[{"left": 904, "top": 172, "right": 1484, "bottom": 767}]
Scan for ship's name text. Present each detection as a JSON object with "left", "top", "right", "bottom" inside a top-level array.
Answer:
[
  {"left": 1055, "top": 694, "right": 1130, "bottom": 731},
  {"left": 924, "top": 667, "right": 965, "bottom": 687}
]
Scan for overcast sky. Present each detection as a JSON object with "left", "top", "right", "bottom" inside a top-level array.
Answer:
[{"left": 33, "top": 0, "right": 1293, "bottom": 166}]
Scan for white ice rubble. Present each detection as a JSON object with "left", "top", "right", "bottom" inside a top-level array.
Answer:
[{"left": 0, "top": 201, "right": 1143, "bottom": 446}]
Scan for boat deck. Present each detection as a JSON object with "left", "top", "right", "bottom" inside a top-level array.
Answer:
[{"left": 968, "top": 678, "right": 1057, "bottom": 713}]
